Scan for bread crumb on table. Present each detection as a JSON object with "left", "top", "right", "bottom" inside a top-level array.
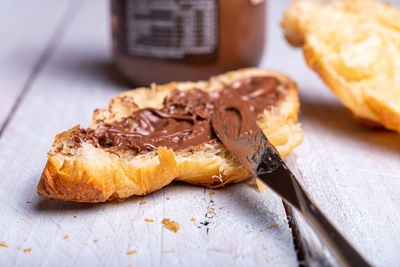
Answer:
[
  {"left": 63, "top": 235, "right": 69, "bottom": 239},
  {"left": 209, "top": 191, "right": 215, "bottom": 197},
  {"left": 144, "top": 218, "right": 154, "bottom": 222},
  {"left": 162, "top": 218, "right": 180, "bottom": 233},
  {"left": 267, "top": 224, "right": 278, "bottom": 229},
  {"left": 163, "top": 250, "right": 175, "bottom": 253},
  {"left": 26, "top": 201, "right": 31, "bottom": 204},
  {"left": 255, "top": 178, "right": 268, "bottom": 193},
  {"left": 191, "top": 218, "right": 196, "bottom": 222},
  {"left": 0, "top": 241, "right": 8, "bottom": 247},
  {"left": 93, "top": 240, "right": 98, "bottom": 243},
  {"left": 127, "top": 250, "right": 137, "bottom": 255},
  {"left": 23, "top": 248, "right": 31, "bottom": 253},
  {"left": 140, "top": 201, "right": 147, "bottom": 205}
]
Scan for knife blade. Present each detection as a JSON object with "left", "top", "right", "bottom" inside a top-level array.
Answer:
[{"left": 211, "top": 105, "right": 371, "bottom": 267}]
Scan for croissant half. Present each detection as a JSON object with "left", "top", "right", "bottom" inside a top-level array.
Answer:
[
  {"left": 282, "top": 0, "right": 400, "bottom": 133},
  {"left": 38, "top": 68, "right": 303, "bottom": 202}
]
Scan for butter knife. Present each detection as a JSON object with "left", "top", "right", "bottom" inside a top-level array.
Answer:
[{"left": 211, "top": 106, "right": 371, "bottom": 267}]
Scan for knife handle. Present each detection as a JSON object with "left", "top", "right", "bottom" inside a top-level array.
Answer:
[{"left": 292, "top": 179, "right": 371, "bottom": 267}]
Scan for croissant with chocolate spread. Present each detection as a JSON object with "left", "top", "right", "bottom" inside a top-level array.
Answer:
[
  {"left": 38, "top": 68, "right": 303, "bottom": 202},
  {"left": 282, "top": 0, "right": 400, "bottom": 133}
]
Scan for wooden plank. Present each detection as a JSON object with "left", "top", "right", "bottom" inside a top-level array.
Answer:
[
  {"left": 0, "top": 0, "right": 74, "bottom": 134},
  {"left": 265, "top": 1, "right": 400, "bottom": 266},
  {"left": 0, "top": 0, "right": 298, "bottom": 266}
]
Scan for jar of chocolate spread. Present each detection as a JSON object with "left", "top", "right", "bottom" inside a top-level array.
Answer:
[{"left": 111, "top": 0, "right": 266, "bottom": 86}]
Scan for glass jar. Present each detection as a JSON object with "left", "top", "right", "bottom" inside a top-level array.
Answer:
[{"left": 111, "top": 0, "right": 266, "bottom": 86}]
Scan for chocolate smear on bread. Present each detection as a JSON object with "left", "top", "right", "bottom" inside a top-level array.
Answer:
[{"left": 70, "top": 77, "right": 283, "bottom": 154}]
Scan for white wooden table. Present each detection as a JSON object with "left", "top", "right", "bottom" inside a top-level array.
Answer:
[{"left": 0, "top": 1, "right": 399, "bottom": 266}]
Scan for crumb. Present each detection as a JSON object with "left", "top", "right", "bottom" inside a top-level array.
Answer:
[
  {"left": 63, "top": 235, "right": 69, "bottom": 239},
  {"left": 93, "top": 240, "right": 98, "bottom": 243},
  {"left": 255, "top": 178, "right": 268, "bottom": 193},
  {"left": 278, "top": 238, "right": 282, "bottom": 240},
  {"left": 191, "top": 218, "right": 196, "bottom": 222},
  {"left": 200, "top": 221, "right": 209, "bottom": 226},
  {"left": 73, "top": 216, "right": 77, "bottom": 219},
  {"left": 24, "top": 239, "right": 27, "bottom": 242},
  {"left": 335, "top": 168, "right": 339, "bottom": 172},
  {"left": 219, "top": 206, "right": 225, "bottom": 209},
  {"left": 209, "top": 191, "right": 215, "bottom": 197},
  {"left": 0, "top": 241, "right": 8, "bottom": 248},
  {"left": 162, "top": 218, "right": 180, "bottom": 233},
  {"left": 127, "top": 250, "right": 137, "bottom": 255},
  {"left": 208, "top": 210, "right": 215, "bottom": 214},
  {"left": 163, "top": 250, "right": 174, "bottom": 253},
  {"left": 23, "top": 248, "right": 31, "bottom": 253},
  {"left": 260, "top": 229, "right": 263, "bottom": 232},
  {"left": 83, "top": 243, "right": 88, "bottom": 246},
  {"left": 140, "top": 201, "right": 147, "bottom": 205},
  {"left": 105, "top": 236, "right": 108, "bottom": 239},
  {"left": 267, "top": 224, "right": 278, "bottom": 229},
  {"left": 26, "top": 201, "right": 31, "bottom": 204},
  {"left": 166, "top": 198, "right": 170, "bottom": 200},
  {"left": 144, "top": 218, "right": 154, "bottom": 222}
]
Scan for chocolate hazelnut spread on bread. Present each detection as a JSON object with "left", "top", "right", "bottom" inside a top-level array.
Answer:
[{"left": 69, "top": 76, "right": 283, "bottom": 154}]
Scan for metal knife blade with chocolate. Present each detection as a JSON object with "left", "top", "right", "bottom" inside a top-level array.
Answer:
[{"left": 211, "top": 98, "right": 371, "bottom": 267}]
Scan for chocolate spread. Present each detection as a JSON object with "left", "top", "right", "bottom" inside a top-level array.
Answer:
[{"left": 70, "top": 76, "right": 282, "bottom": 154}]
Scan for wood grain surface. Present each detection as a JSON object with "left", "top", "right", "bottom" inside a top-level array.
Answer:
[
  {"left": 0, "top": 0, "right": 399, "bottom": 266},
  {"left": 0, "top": 0, "right": 73, "bottom": 133}
]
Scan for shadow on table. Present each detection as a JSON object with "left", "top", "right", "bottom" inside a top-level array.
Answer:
[
  {"left": 212, "top": 182, "right": 286, "bottom": 227},
  {"left": 51, "top": 57, "right": 131, "bottom": 89},
  {"left": 33, "top": 180, "right": 281, "bottom": 224},
  {"left": 298, "top": 94, "right": 400, "bottom": 154},
  {"left": 34, "top": 198, "right": 96, "bottom": 212},
  {"left": 76, "top": 59, "right": 132, "bottom": 88},
  {"left": 33, "top": 194, "right": 140, "bottom": 213},
  {"left": 10, "top": 44, "right": 133, "bottom": 90}
]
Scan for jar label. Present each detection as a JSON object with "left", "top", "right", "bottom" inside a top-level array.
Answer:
[{"left": 125, "top": 0, "right": 218, "bottom": 62}]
